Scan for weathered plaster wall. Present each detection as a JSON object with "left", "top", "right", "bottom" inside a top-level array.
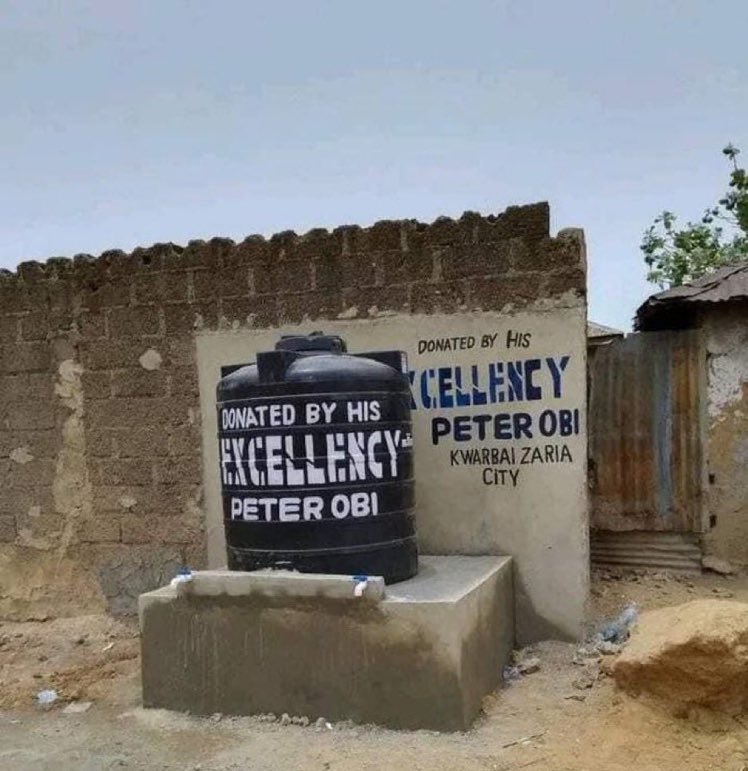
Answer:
[
  {"left": 197, "top": 307, "right": 588, "bottom": 643},
  {"left": 0, "top": 202, "right": 588, "bottom": 630},
  {"left": 702, "top": 303, "right": 748, "bottom": 564}
]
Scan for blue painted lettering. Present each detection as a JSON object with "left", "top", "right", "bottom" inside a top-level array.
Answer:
[
  {"left": 437, "top": 367, "right": 454, "bottom": 408},
  {"left": 409, "top": 356, "right": 572, "bottom": 410},
  {"left": 546, "top": 356, "right": 570, "bottom": 398}
]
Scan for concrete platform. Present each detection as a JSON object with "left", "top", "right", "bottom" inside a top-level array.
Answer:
[{"left": 139, "top": 555, "right": 514, "bottom": 731}]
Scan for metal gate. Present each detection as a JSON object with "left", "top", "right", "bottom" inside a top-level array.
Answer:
[{"left": 588, "top": 330, "right": 707, "bottom": 566}]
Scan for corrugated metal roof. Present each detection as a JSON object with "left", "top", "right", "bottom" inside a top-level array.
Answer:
[
  {"left": 636, "top": 260, "right": 748, "bottom": 330},
  {"left": 587, "top": 321, "right": 625, "bottom": 339}
]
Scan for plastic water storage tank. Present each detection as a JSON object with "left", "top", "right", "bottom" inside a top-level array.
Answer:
[{"left": 216, "top": 332, "right": 418, "bottom": 583}]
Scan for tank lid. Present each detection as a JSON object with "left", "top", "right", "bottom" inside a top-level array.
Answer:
[{"left": 275, "top": 331, "right": 347, "bottom": 354}]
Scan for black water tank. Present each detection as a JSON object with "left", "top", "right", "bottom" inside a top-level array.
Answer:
[{"left": 216, "top": 332, "right": 417, "bottom": 583}]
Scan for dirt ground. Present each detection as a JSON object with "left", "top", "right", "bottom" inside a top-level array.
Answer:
[{"left": 2, "top": 569, "right": 748, "bottom": 771}]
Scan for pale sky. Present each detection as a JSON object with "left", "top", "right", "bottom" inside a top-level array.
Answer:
[{"left": 1, "top": 0, "right": 746, "bottom": 329}]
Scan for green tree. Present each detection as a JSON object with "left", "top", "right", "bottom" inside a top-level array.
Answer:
[{"left": 641, "top": 145, "right": 748, "bottom": 288}]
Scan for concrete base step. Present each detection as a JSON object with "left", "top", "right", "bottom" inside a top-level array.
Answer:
[{"left": 139, "top": 555, "right": 514, "bottom": 731}]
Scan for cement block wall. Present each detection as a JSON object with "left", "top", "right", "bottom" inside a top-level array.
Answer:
[{"left": 0, "top": 201, "right": 588, "bottom": 634}]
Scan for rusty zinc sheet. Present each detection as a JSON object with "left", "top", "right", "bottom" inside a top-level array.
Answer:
[
  {"left": 588, "top": 329, "right": 706, "bottom": 532},
  {"left": 636, "top": 261, "right": 748, "bottom": 329}
]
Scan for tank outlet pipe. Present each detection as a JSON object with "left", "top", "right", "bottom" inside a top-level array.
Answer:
[
  {"left": 170, "top": 567, "right": 194, "bottom": 590},
  {"left": 352, "top": 574, "right": 369, "bottom": 598}
]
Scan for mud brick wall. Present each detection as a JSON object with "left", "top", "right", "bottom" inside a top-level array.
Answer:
[{"left": 0, "top": 202, "right": 586, "bottom": 617}]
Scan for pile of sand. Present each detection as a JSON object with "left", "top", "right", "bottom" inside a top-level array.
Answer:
[{"left": 612, "top": 599, "right": 748, "bottom": 715}]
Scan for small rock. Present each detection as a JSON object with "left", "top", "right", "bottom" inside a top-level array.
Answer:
[
  {"left": 75, "top": 637, "right": 86, "bottom": 646},
  {"left": 596, "top": 641, "right": 621, "bottom": 656},
  {"left": 210, "top": 713, "right": 222, "bottom": 723},
  {"left": 565, "top": 693, "right": 586, "bottom": 702},
  {"left": 599, "top": 658, "right": 616, "bottom": 676},
  {"left": 291, "top": 716, "right": 304, "bottom": 725},
  {"left": 280, "top": 713, "right": 292, "bottom": 726},
  {"left": 572, "top": 669, "right": 597, "bottom": 690},
  {"left": 702, "top": 556, "right": 735, "bottom": 576},
  {"left": 517, "top": 657, "right": 541, "bottom": 675},
  {"left": 572, "top": 655, "right": 598, "bottom": 666},
  {"left": 298, "top": 716, "right": 309, "bottom": 727},
  {"left": 38, "top": 655, "right": 48, "bottom": 662},
  {"left": 573, "top": 645, "right": 602, "bottom": 666},
  {"left": 63, "top": 701, "right": 93, "bottom": 715},
  {"left": 103, "top": 642, "right": 115, "bottom": 652},
  {"left": 315, "top": 717, "right": 328, "bottom": 731}
]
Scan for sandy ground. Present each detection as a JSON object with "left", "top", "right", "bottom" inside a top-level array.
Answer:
[{"left": 2, "top": 569, "right": 748, "bottom": 771}]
